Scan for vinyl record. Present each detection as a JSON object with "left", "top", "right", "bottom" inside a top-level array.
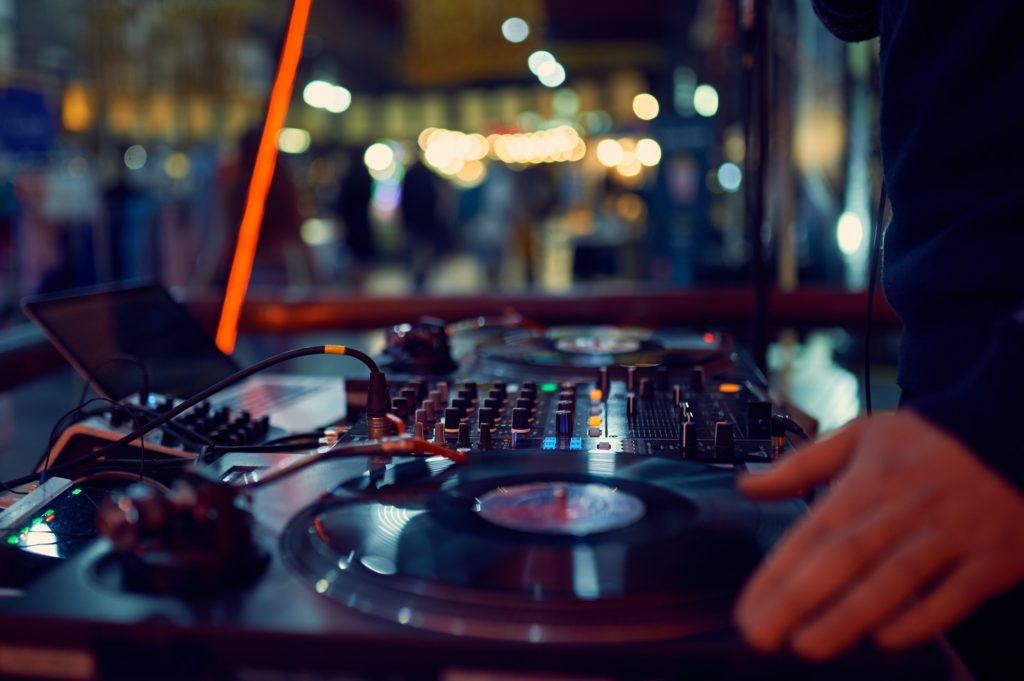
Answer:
[{"left": 281, "top": 452, "right": 803, "bottom": 643}]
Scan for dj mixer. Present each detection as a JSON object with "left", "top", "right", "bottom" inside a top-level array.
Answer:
[{"left": 0, "top": 323, "right": 949, "bottom": 681}]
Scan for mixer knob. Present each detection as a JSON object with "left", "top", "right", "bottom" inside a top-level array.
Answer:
[
  {"left": 457, "top": 422, "right": 471, "bottom": 448},
  {"left": 626, "top": 366, "right": 637, "bottom": 392},
  {"left": 434, "top": 421, "right": 446, "bottom": 443},
  {"left": 444, "top": 408, "right": 462, "bottom": 433},
  {"left": 522, "top": 381, "right": 537, "bottom": 392},
  {"left": 714, "top": 421, "right": 734, "bottom": 455},
  {"left": 478, "top": 423, "right": 493, "bottom": 448},
  {"left": 483, "top": 397, "right": 502, "bottom": 411},
  {"left": 478, "top": 407, "right": 497, "bottom": 429},
  {"left": 511, "top": 407, "right": 531, "bottom": 433},
  {"left": 688, "top": 367, "right": 705, "bottom": 392},
  {"left": 451, "top": 397, "right": 471, "bottom": 414},
  {"left": 414, "top": 409, "right": 428, "bottom": 426},
  {"left": 519, "top": 388, "right": 538, "bottom": 403},
  {"left": 400, "top": 387, "right": 418, "bottom": 408},
  {"left": 556, "top": 410, "right": 573, "bottom": 436},
  {"left": 463, "top": 382, "right": 478, "bottom": 402},
  {"left": 413, "top": 421, "right": 425, "bottom": 439},
  {"left": 390, "top": 397, "right": 407, "bottom": 418},
  {"left": 680, "top": 421, "right": 698, "bottom": 456},
  {"left": 436, "top": 382, "right": 450, "bottom": 404},
  {"left": 639, "top": 377, "right": 654, "bottom": 399},
  {"left": 428, "top": 390, "right": 443, "bottom": 411},
  {"left": 597, "top": 366, "right": 610, "bottom": 394},
  {"left": 456, "top": 388, "right": 474, "bottom": 403},
  {"left": 627, "top": 393, "right": 637, "bottom": 417},
  {"left": 515, "top": 397, "right": 534, "bottom": 412},
  {"left": 420, "top": 400, "right": 435, "bottom": 422},
  {"left": 492, "top": 382, "right": 507, "bottom": 397},
  {"left": 558, "top": 390, "right": 576, "bottom": 403},
  {"left": 559, "top": 382, "right": 577, "bottom": 393}
]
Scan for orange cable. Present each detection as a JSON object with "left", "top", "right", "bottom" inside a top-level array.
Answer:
[{"left": 215, "top": 0, "right": 313, "bottom": 354}]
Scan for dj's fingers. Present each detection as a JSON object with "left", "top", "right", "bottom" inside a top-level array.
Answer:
[
  {"left": 874, "top": 557, "right": 1003, "bottom": 651},
  {"left": 735, "top": 483, "right": 897, "bottom": 651},
  {"left": 738, "top": 419, "right": 867, "bottom": 500},
  {"left": 789, "top": 529, "right": 955, "bottom": 661}
]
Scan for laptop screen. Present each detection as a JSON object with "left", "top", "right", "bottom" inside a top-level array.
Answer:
[{"left": 23, "top": 283, "right": 241, "bottom": 401}]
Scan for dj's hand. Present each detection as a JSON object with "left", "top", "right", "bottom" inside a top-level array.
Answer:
[{"left": 733, "top": 411, "right": 1024, "bottom": 661}]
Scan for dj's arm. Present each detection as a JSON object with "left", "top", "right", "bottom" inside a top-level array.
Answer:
[
  {"left": 907, "top": 306, "right": 1024, "bottom": 490},
  {"left": 811, "top": 0, "right": 881, "bottom": 42}
]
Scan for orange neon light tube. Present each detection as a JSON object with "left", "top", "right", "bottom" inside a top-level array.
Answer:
[{"left": 216, "top": 0, "right": 313, "bottom": 354}]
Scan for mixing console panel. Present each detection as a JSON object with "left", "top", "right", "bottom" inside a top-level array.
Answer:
[{"left": 350, "top": 366, "right": 785, "bottom": 463}]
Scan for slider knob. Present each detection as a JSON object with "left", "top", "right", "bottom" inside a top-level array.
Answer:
[
  {"left": 680, "top": 421, "right": 698, "bottom": 456},
  {"left": 597, "top": 367, "right": 610, "bottom": 394},
  {"left": 626, "top": 393, "right": 637, "bottom": 417},
  {"left": 639, "top": 377, "right": 654, "bottom": 399},
  {"left": 555, "top": 410, "right": 573, "bottom": 436},
  {"left": 714, "top": 421, "right": 734, "bottom": 454},
  {"left": 672, "top": 384, "right": 683, "bottom": 406},
  {"left": 511, "top": 407, "right": 530, "bottom": 433}
]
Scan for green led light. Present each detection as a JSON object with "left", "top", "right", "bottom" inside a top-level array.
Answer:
[
  {"left": 71, "top": 488, "right": 82, "bottom": 496},
  {"left": 6, "top": 535, "right": 18, "bottom": 545},
  {"left": 541, "top": 383, "right": 558, "bottom": 392},
  {"left": 43, "top": 509, "right": 55, "bottom": 516}
]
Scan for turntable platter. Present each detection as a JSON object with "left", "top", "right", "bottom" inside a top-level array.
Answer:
[{"left": 281, "top": 452, "right": 802, "bottom": 643}]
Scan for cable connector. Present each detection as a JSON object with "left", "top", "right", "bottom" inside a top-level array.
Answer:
[{"left": 365, "top": 371, "right": 390, "bottom": 440}]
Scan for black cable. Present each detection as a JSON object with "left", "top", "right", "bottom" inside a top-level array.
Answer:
[
  {"left": 4, "top": 345, "right": 375, "bottom": 490},
  {"left": 41, "top": 397, "right": 145, "bottom": 484},
  {"left": 865, "top": 183, "right": 888, "bottom": 415}
]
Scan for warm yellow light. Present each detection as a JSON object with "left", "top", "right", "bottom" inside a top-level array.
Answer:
[
  {"left": 418, "top": 128, "right": 437, "bottom": 151},
  {"left": 632, "top": 93, "right": 660, "bottom": 121},
  {"left": 364, "top": 142, "right": 395, "bottom": 171},
  {"left": 636, "top": 138, "right": 662, "bottom": 167},
  {"left": 464, "top": 133, "right": 489, "bottom": 160},
  {"left": 455, "top": 159, "right": 487, "bottom": 187},
  {"left": 617, "top": 152, "right": 642, "bottom": 178},
  {"left": 596, "top": 139, "right": 625, "bottom": 167},
  {"left": 164, "top": 152, "right": 190, "bottom": 179},
  {"left": 62, "top": 83, "right": 93, "bottom": 132}
]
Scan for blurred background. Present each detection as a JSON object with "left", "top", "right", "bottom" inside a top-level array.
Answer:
[
  {"left": 0, "top": 0, "right": 895, "bottom": 469},
  {"left": 0, "top": 0, "right": 879, "bottom": 309}
]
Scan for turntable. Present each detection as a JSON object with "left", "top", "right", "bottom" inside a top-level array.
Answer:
[{"left": 0, "top": 450, "right": 947, "bottom": 680}]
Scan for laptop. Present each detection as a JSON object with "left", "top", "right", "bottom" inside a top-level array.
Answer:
[{"left": 22, "top": 282, "right": 345, "bottom": 433}]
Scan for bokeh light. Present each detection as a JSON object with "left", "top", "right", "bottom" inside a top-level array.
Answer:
[
  {"left": 635, "top": 138, "right": 662, "bottom": 167},
  {"left": 528, "top": 51, "right": 555, "bottom": 75},
  {"left": 501, "top": 17, "right": 530, "bottom": 43},
  {"left": 837, "top": 212, "right": 865, "bottom": 255},
  {"left": 717, "top": 162, "right": 742, "bottom": 192},
  {"left": 364, "top": 142, "right": 395, "bottom": 171},
  {"left": 694, "top": 85, "right": 719, "bottom": 117},
  {"left": 277, "top": 128, "right": 311, "bottom": 154},
  {"left": 632, "top": 93, "right": 660, "bottom": 121},
  {"left": 123, "top": 144, "right": 147, "bottom": 170},
  {"left": 596, "top": 139, "right": 625, "bottom": 167}
]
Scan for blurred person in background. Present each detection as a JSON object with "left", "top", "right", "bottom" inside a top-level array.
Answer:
[
  {"left": 209, "top": 128, "right": 317, "bottom": 288},
  {"left": 334, "top": 148, "right": 376, "bottom": 283},
  {"left": 400, "top": 157, "right": 440, "bottom": 291}
]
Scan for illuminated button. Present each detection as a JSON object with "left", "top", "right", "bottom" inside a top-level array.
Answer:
[
  {"left": 541, "top": 383, "right": 558, "bottom": 393},
  {"left": 569, "top": 437, "right": 583, "bottom": 451},
  {"left": 718, "top": 383, "right": 741, "bottom": 394},
  {"left": 588, "top": 416, "right": 602, "bottom": 427},
  {"left": 589, "top": 388, "right": 603, "bottom": 402},
  {"left": 596, "top": 442, "right": 612, "bottom": 450},
  {"left": 588, "top": 427, "right": 602, "bottom": 437},
  {"left": 542, "top": 437, "right": 557, "bottom": 451}
]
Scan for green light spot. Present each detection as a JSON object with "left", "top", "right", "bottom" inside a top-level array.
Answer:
[
  {"left": 541, "top": 383, "right": 558, "bottom": 392},
  {"left": 43, "top": 509, "right": 55, "bottom": 517},
  {"left": 6, "top": 535, "right": 18, "bottom": 545},
  {"left": 71, "top": 488, "right": 82, "bottom": 496},
  {"left": 31, "top": 518, "right": 43, "bottom": 526}
]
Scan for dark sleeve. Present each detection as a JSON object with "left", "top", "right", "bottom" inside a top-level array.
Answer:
[
  {"left": 908, "top": 307, "right": 1024, "bottom": 490},
  {"left": 812, "top": 0, "right": 881, "bottom": 41}
]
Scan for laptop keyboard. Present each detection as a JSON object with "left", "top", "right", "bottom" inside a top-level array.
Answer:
[{"left": 221, "top": 383, "right": 319, "bottom": 416}]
